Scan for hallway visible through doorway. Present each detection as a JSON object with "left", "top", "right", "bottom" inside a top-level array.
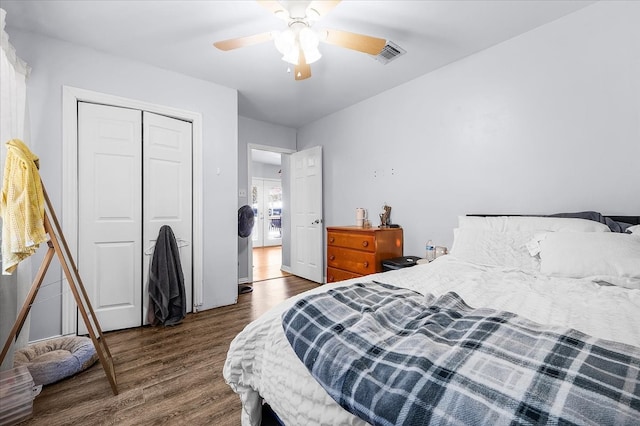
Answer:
[{"left": 252, "top": 246, "right": 291, "bottom": 282}]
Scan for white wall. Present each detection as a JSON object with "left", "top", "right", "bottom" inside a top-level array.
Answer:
[
  {"left": 8, "top": 28, "right": 239, "bottom": 340},
  {"left": 297, "top": 1, "right": 640, "bottom": 259},
  {"left": 238, "top": 117, "right": 296, "bottom": 282},
  {"left": 251, "top": 162, "right": 282, "bottom": 180}
]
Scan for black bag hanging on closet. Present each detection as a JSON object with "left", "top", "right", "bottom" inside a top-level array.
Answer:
[
  {"left": 238, "top": 205, "right": 256, "bottom": 294},
  {"left": 147, "top": 225, "right": 186, "bottom": 326},
  {"left": 238, "top": 205, "right": 255, "bottom": 238}
]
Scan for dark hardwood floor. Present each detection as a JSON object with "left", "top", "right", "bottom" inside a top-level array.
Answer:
[{"left": 21, "top": 275, "right": 320, "bottom": 425}]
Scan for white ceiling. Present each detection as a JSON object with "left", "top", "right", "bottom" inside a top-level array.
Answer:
[
  {"left": 252, "top": 149, "right": 282, "bottom": 165},
  {"left": 1, "top": 0, "right": 595, "bottom": 129}
]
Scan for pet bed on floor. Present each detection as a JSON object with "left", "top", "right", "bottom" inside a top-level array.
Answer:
[{"left": 13, "top": 336, "right": 98, "bottom": 385}]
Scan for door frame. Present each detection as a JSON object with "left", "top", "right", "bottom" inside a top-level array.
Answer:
[
  {"left": 61, "top": 86, "right": 204, "bottom": 335},
  {"left": 246, "top": 144, "right": 295, "bottom": 284}
]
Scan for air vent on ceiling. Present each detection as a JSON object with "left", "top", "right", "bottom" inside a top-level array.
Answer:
[{"left": 373, "top": 41, "right": 406, "bottom": 65}]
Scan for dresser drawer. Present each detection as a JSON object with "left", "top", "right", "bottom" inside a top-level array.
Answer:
[
  {"left": 327, "top": 246, "right": 376, "bottom": 275},
  {"left": 326, "top": 267, "right": 361, "bottom": 283},
  {"left": 327, "top": 232, "right": 375, "bottom": 252}
]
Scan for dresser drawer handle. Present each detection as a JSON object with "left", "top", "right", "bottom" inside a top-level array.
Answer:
[
  {"left": 363, "top": 261, "right": 369, "bottom": 268},
  {"left": 329, "top": 255, "right": 335, "bottom": 261},
  {"left": 361, "top": 241, "right": 369, "bottom": 247},
  {"left": 329, "top": 237, "right": 335, "bottom": 243},
  {"left": 328, "top": 275, "right": 334, "bottom": 282}
]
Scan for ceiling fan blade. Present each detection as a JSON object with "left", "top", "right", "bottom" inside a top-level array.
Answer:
[
  {"left": 257, "top": 0, "right": 289, "bottom": 20},
  {"left": 213, "top": 32, "right": 274, "bottom": 51},
  {"left": 294, "top": 49, "right": 312, "bottom": 80},
  {"left": 306, "top": 0, "right": 341, "bottom": 19},
  {"left": 321, "top": 29, "right": 386, "bottom": 55}
]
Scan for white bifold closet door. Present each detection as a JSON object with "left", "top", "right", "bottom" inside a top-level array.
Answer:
[{"left": 78, "top": 102, "right": 192, "bottom": 333}]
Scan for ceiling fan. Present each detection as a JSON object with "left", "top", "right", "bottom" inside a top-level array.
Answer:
[{"left": 213, "top": 0, "right": 387, "bottom": 81}]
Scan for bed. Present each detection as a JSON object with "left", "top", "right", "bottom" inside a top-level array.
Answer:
[{"left": 224, "top": 214, "right": 640, "bottom": 425}]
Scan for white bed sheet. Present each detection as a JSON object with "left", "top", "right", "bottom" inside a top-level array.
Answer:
[{"left": 223, "top": 256, "right": 640, "bottom": 426}]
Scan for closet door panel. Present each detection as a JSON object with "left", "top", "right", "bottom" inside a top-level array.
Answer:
[
  {"left": 147, "top": 159, "right": 181, "bottom": 219},
  {"left": 94, "top": 242, "right": 137, "bottom": 307},
  {"left": 78, "top": 102, "right": 142, "bottom": 333},
  {"left": 142, "top": 111, "right": 193, "bottom": 324}
]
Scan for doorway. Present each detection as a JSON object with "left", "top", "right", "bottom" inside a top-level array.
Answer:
[
  {"left": 245, "top": 145, "right": 324, "bottom": 284},
  {"left": 247, "top": 146, "right": 294, "bottom": 283}
]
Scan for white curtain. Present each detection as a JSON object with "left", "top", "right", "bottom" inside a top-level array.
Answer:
[{"left": 1, "top": 8, "right": 33, "bottom": 371}]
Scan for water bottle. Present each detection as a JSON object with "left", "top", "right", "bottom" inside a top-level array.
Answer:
[{"left": 426, "top": 240, "right": 435, "bottom": 262}]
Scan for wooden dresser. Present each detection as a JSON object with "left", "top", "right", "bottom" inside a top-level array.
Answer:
[{"left": 326, "top": 226, "right": 403, "bottom": 283}]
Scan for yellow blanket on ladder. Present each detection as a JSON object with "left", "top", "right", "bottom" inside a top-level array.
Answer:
[{"left": 1, "top": 139, "right": 48, "bottom": 275}]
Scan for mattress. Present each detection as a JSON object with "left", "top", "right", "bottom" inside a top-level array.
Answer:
[{"left": 223, "top": 256, "right": 640, "bottom": 425}]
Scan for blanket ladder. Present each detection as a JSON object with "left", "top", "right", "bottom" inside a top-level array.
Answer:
[{"left": 0, "top": 184, "right": 118, "bottom": 395}]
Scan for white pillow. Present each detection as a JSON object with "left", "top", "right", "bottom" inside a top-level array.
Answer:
[
  {"left": 458, "top": 216, "right": 611, "bottom": 233},
  {"left": 538, "top": 232, "right": 640, "bottom": 289},
  {"left": 627, "top": 224, "right": 640, "bottom": 235},
  {"left": 450, "top": 228, "right": 540, "bottom": 272}
]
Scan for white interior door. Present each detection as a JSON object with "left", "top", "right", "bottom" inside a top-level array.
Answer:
[
  {"left": 290, "top": 146, "right": 323, "bottom": 283},
  {"left": 78, "top": 103, "right": 193, "bottom": 333},
  {"left": 78, "top": 102, "right": 142, "bottom": 332},
  {"left": 142, "top": 111, "right": 193, "bottom": 324}
]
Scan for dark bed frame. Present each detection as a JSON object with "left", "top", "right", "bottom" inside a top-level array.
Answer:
[{"left": 607, "top": 215, "right": 640, "bottom": 225}]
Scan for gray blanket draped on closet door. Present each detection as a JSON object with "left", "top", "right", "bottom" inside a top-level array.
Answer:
[{"left": 148, "top": 225, "right": 186, "bottom": 326}]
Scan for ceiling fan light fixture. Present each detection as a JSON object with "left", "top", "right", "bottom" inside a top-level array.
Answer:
[
  {"left": 275, "top": 29, "right": 300, "bottom": 64},
  {"left": 274, "top": 25, "right": 321, "bottom": 65},
  {"left": 274, "top": 29, "right": 295, "bottom": 55},
  {"left": 299, "top": 27, "right": 319, "bottom": 49},
  {"left": 298, "top": 27, "right": 322, "bottom": 64},
  {"left": 303, "top": 46, "right": 321, "bottom": 64},
  {"left": 282, "top": 49, "right": 299, "bottom": 65},
  {"left": 299, "top": 27, "right": 321, "bottom": 64}
]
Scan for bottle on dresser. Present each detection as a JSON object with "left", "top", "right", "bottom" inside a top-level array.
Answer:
[{"left": 425, "top": 240, "right": 436, "bottom": 262}]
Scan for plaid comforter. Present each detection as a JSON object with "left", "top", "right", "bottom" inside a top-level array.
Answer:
[{"left": 282, "top": 282, "right": 640, "bottom": 425}]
